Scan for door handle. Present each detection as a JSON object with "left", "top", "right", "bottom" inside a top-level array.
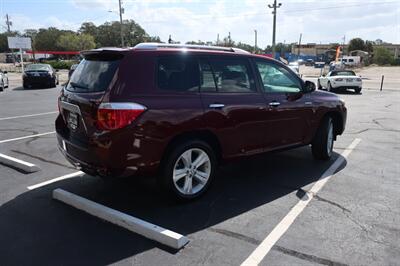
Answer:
[
  {"left": 209, "top": 103, "right": 225, "bottom": 109},
  {"left": 269, "top": 101, "right": 281, "bottom": 107}
]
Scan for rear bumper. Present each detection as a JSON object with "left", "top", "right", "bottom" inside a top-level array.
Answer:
[
  {"left": 55, "top": 115, "right": 160, "bottom": 178},
  {"left": 331, "top": 81, "right": 362, "bottom": 89},
  {"left": 23, "top": 76, "right": 55, "bottom": 86}
]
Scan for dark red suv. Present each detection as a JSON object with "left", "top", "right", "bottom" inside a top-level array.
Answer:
[{"left": 56, "top": 43, "right": 347, "bottom": 199}]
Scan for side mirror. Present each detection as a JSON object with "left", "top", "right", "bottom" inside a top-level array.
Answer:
[{"left": 304, "top": 80, "right": 316, "bottom": 93}]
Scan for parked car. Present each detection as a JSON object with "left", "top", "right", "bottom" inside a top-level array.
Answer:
[
  {"left": 314, "top": 61, "right": 325, "bottom": 68},
  {"left": 69, "top": 64, "right": 79, "bottom": 79},
  {"left": 22, "top": 64, "right": 59, "bottom": 89},
  {"left": 288, "top": 61, "right": 299, "bottom": 75},
  {"left": 56, "top": 43, "right": 347, "bottom": 200},
  {"left": 305, "top": 59, "right": 314, "bottom": 66},
  {"left": 0, "top": 70, "right": 9, "bottom": 91},
  {"left": 318, "top": 70, "right": 362, "bottom": 93}
]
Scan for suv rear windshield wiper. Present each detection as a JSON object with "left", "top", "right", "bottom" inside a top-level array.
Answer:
[{"left": 69, "top": 82, "right": 89, "bottom": 91}]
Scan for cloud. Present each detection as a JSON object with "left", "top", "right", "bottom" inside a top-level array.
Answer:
[
  {"left": 7, "top": 0, "right": 400, "bottom": 46},
  {"left": 70, "top": 0, "right": 114, "bottom": 10}
]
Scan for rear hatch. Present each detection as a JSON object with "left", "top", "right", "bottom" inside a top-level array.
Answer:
[{"left": 59, "top": 50, "right": 125, "bottom": 144}]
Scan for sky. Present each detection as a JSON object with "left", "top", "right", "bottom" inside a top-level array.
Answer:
[{"left": 1, "top": 0, "right": 399, "bottom": 48}]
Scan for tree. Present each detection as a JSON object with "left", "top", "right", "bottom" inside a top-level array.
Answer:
[
  {"left": 348, "top": 38, "right": 366, "bottom": 53},
  {"left": 34, "top": 27, "right": 74, "bottom": 51},
  {"left": 186, "top": 40, "right": 206, "bottom": 45},
  {"left": 235, "top": 42, "right": 255, "bottom": 53},
  {"left": 56, "top": 33, "right": 96, "bottom": 51},
  {"left": 365, "top": 41, "right": 374, "bottom": 53},
  {"left": 373, "top": 47, "right": 394, "bottom": 65},
  {"left": 79, "top": 22, "right": 97, "bottom": 38},
  {"left": 79, "top": 20, "right": 161, "bottom": 47}
]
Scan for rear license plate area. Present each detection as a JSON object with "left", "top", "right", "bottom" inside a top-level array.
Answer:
[{"left": 67, "top": 112, "right": 79, "bottom": 131}]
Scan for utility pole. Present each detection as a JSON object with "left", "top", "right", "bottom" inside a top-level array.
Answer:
[
  {"left": 254, "top": 30, "right": 258, "bottom": 54},
  {"left": 268, "top": 0, "right": 281, "bottom": 59},
  {"left": 217, "top": 33, "right": 219, "bottom": 45},
  {"left": 342, "top": 35, "right": 346, "bottom": 56},
  {"left": 297, "top": 33, "right": 302, "bottom": 59},
  {"left": 118, "top": 0, "right": 124, "bottom": 47},
  {"left": 228, "top": 32, "right": 231, "bottom": 45},
  {"left": 5, "top": 14, "right": 12, "bottom": 33}
]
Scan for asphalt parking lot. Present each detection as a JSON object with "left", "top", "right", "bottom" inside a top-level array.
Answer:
[{"left": 0, "top": 68, "right": 399, "bottom": 266}]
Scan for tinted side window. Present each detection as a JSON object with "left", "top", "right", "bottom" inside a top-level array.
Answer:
[
  {"left": 208, "top": 58, "right": 256, "bottom": 93},
  {"left": 157, "top": 56, "right": 199, "bottom": 92},
  {"left": 199, "top": 59, "right": 217, "bottom": 92},
  {"left": 255, "top": 60, "right": 301, "bottom": 93}
]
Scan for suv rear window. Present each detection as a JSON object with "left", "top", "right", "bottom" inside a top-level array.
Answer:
[{"left": 66, "top": 57, "right": 121, "bottom": 93}]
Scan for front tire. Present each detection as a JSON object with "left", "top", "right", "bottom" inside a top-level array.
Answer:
[
  {"left": 312, "top": 117, "right": 334, "bottom": 160},
  {"left": 160, "top": 140, "right": 217, "bottom": 200},
  {"left": 355, "top": 87, "right": 361, "bottom": 94},
  {"left": 327, "top": 81, "right": 334, "bottom": 92},
  {"left": 317, "top": 79, "right": 322, "bottom": 90}
]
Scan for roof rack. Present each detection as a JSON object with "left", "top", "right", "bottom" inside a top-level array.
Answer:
[{"left": 133, "top": 43, "right": 249, "bottom": 54}]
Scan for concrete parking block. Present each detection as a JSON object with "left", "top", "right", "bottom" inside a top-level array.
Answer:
[
  {"left": 0, "top": 152, "right": 40, "bottom": 173},
  {"left": 53, "top": 188, "right": 189, "bottom": 250}
]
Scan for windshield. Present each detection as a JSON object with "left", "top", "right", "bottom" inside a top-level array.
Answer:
[
  {"left": 331, "top": 71, "right": 356, "bottom": 76},
  {"left": 66, "top": 58, "right": 121, "bottom": 93},
  {"left": 25, "top": 64, "right": 51, "bottom": 71}
]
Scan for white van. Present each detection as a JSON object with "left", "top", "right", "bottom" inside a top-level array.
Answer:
[{"left": 338, "top": 56, "right": 361, "bottom": 66}]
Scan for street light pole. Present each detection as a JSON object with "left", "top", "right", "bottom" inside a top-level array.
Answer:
[
  {"left": 118, "top": 0, "right": 124, "bottom": 47},
  {"left": 268, "top": 0, "right": 281, "bottom": 59},
  {"left": 254, "top": 30, "right": 258, "bottom": 54}
]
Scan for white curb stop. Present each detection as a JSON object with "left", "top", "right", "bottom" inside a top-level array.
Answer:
[
  {"left": 0, "top": 153, "right": 40, "bottom": 173},
  {"left": 53, "top": 188, "right": 189, "bottom": 250}
]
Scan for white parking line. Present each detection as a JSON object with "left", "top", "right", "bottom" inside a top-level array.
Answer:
[
  {"left": 0, "top": 131, "right": 56, "bottom": 144},
  {"left": 27, "top": 171, "right": 83, "bottom": 190},
  {"left": 241, "top": 138, "right": 362, "bottom": 266},
  {"left": 0, "top": 111, "right": 58, "bottom": 121},
  {"left": 53, "top": 188, "right": 189, "bottom": 249},
  {"left": 0, "top": 153, "right": 40, "bottom": 173}
]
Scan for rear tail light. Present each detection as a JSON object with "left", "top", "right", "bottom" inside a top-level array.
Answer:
[
  {"left": 335, "top": 78, "right": 343, "bottom": 81},
  {"left": 96, "top": 102, "right": 147, "bottom": 130}
]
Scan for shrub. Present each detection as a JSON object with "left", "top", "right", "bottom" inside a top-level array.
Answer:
[
  {"left": 44, "top": 60, "right": 78, "bottom": 69},
  {"left": 373, "top": 47, "right": 395, "bottom": 65}
]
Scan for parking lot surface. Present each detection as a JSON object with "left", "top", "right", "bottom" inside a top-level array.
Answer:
[{"left": 0, "top": 68, "right": 399, "bottom": 265}]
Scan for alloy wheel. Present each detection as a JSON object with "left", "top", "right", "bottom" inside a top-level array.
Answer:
[{"left": 172, "top": 148, "right": 211, "bottom": 195}]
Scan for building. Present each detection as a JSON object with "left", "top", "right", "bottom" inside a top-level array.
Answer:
[{"left": 291, "top": 43, "right": 400, "bottom": 60}]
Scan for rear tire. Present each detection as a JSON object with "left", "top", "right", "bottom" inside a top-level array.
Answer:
[
  {"left": 312, "top": 117, "right": 334, "bottom": 160},
  {"left": 0, "top": 80, "right": 3, "bottom": 92},
  {"left": 159, "top": 140, "right": 217, "bottom": 200}
]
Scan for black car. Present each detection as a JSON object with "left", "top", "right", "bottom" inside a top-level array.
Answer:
[
  {"left": 23, "top": 64, "right": 59, "bottom": 89},
  {"left": 68, "top": 64, "right": 79, "bottom": 79}
]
